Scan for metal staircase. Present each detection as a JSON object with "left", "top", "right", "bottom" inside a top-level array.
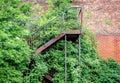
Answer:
[
  {"left": 34, "top": 30, "right": 81, "bottom": 55},
  {"left": 26, "top": 4, "right": 83, "bottom": 83}
]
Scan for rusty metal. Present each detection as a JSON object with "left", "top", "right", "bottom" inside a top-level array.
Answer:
[
  {"left": 80, "top": 4, "right": 83, "bottom": 33},
  {"left": 34, "top": 30, "right": 81, "bottom": 55},
  {"left": 34, "top": 33, "right": 65, "bottom": 55},
  {"left": 32, "top": 2, "right": 83, "bottom": 83}
]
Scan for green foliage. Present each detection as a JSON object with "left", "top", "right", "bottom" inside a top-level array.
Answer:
[
  {"left": 0, "top": 0, "right": 31, "bottom": 82},
  {"left": 47, "top": 41, "right": 79, "bottom": 83},
  {"left": 33, "top": 29, "right": 120, "bottom": 83},
  {"left": 27, "top": 0, "right": 120, "bottom": 83},
  {"left": 105, "top": 20, "right": 112, "bottom": 25},
  {"left": 26, "top": 0, "right": 79, "bottom": 50},
  {"left": 85, "top": 12, "right": 92, "bottom": 19},
  {"left": 24, "top": 0, "right": 120, "bottom": 83},
  {"left": 47, "top": 0, "right": 71, "bottom": 10},
  {"left": 23, "top": 55, "right": 48, "bottom": 83},
  {"left": 1, "top": 0, "right": 119, "bottom": 82}
]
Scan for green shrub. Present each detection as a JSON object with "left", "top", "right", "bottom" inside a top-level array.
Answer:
[
  {"left": 0, "top": 0, "right": 31, "bottom": 82},
  {"left": 27, "top": 0, "right": 120, "bottom": 83},
  {"left": 105, "top": 20, "right": 112, "bottom": 25}
]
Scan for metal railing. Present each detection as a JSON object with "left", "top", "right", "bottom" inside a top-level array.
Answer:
[
  {"left": 1, "top": 5, "right": 83, "bottom": 83},
  {"left": 24, "top": 6, "right": 82, "bottom": 83},
  {"left": 27, "top": 6, "right": 82, "bottom": 50}
]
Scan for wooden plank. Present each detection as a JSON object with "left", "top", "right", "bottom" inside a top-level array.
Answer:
[{"left": 34, "top": 33, "right": 65, "bottom": 55}]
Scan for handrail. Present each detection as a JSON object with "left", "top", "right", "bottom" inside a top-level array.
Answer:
[
  {"left": 33, "top": 6, "right": 81, "bottom": 34},
  {"left": 30, "top": 15, "right": 61, "bottom": 37},
  {"left": 27, "top": 6, "right": 82, "bottom": 49}
]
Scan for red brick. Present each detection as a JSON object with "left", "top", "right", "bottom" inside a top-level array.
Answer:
[{"left": 96, "top": 35, "right": 120, "bottom": 62}]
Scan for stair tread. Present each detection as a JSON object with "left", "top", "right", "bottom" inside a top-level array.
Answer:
[
  {"left": 34, "top": 30, "right": 81, "bottom": 55},
  {"left": 34, "top": 33, "right": 65, "bottom": 55}
]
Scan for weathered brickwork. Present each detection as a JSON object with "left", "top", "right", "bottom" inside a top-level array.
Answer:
[
  {"left": 96, "top": 35, "right": 120, "bottom": 62},
  {"left": 83, "top": 0, "right": 120, "bottom": 62},
  {"left": 84, "top": 0, "right": 120, "bottom": 34}
]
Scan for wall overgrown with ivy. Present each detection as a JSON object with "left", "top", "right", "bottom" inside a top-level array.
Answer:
[
  {"left": 0, "top": 0, "right": 120, "bottom": 83},
  {"left": 26, "top": 0, "right": 120, "bottom": 83}
]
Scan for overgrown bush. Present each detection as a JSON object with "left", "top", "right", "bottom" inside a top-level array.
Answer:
[
  {"left": 32, "top": 29, "right": 120, "bottom": 83},
  {"left": 27, "top": 0, "right": 120, "bottom": 83},
  {"left": 1, "top": 0, "right": 119, "bottom": 83},
  {"left": 0, "top": 0, "right": 31, "bottom": 82}
]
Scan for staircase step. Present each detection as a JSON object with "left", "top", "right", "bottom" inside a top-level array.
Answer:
[
  {"left": 34, "top": 30, "right": 81, "bottom": 55},
  {"left": 34, "top": 33, "right": 65, "bottom": 55}
]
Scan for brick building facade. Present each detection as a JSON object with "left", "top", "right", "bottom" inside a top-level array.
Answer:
[{"left": 83, "top": 0, "right": 120, "bottom": 62}]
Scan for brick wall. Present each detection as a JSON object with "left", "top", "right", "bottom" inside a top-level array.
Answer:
[
  {"left": 96, "top": 34, "right": 120, "bottom": 62},
  {"left": 82, "top": 0, "right": 120, "bottom": 62},
  {"left": 83, "top": 0, "right": 120, "bottom": 34}
]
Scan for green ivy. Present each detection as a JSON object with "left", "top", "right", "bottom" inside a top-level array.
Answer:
[
  {"left": 27, "top": 0, "right": 120, "bottom": 83},
  {"left": 0, "top": 0, "right": 31, "bottom": 82}
]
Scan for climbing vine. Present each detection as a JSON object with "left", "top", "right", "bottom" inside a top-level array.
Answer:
[
  {"left": 0, "top": 0, "right": 120, "bottom": 83},
  {"left": 26, "top": 0, "right": 120, "bottom": 83},
  {"left": 0, "top": 0, "right": 31, "bottom": 82}
]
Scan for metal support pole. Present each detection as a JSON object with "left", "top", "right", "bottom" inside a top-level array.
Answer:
[
  {"left": 62, "top": 10, "right": 67, "bottom": 83},
  {"left": 78, "top": 34, "right": 81, "bottom": 83},
  {"left": 78, "top": 1, "right": 83, "bottom": 82},
  {"left": 62, "top": 12, "right": 65, "bottom": 32},
  {"left": 80, "top": 2, "right": 83, "bottom": 33},
  {"left": 64, "top": 34, "right": 67, "bottom": 83}
]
